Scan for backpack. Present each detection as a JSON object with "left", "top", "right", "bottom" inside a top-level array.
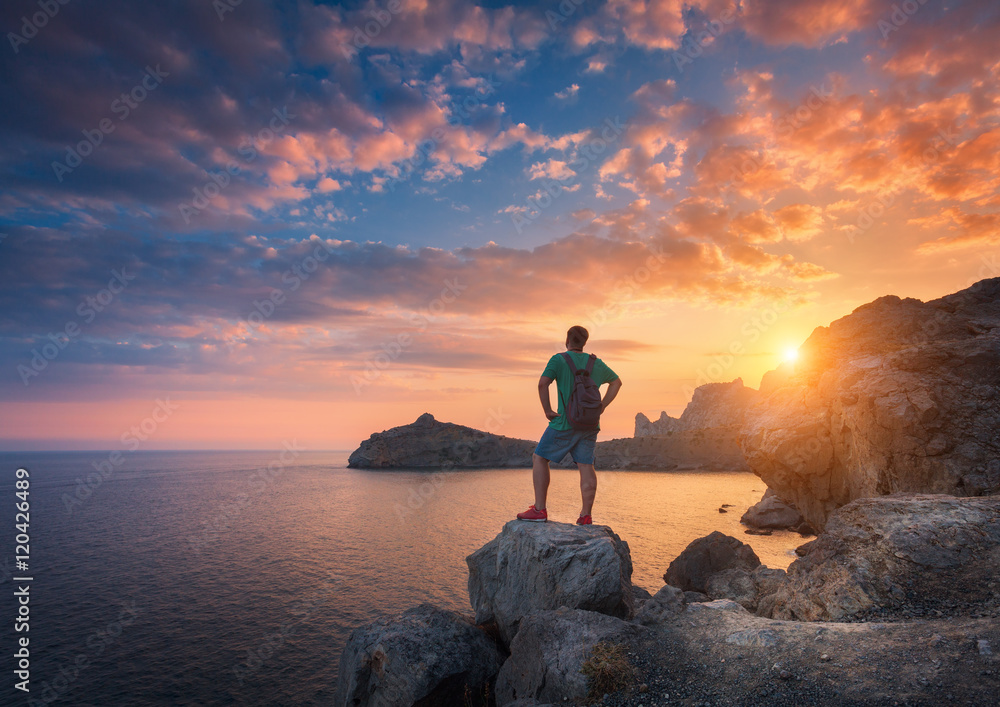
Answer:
[{"left": 560, "top": 352, "right": 603, "bottom": 431}]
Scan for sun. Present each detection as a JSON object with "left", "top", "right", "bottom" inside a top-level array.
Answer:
[{"left": 783, "top": 347, "right": 799, "bottom": 363}]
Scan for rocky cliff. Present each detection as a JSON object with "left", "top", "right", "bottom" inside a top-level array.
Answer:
[
  {"left": 635, "top": 378, "right": 759, "bottom": 436},
  {"left": 347, "top": 413, "right": 535, "bottom": 469},
  {"left": 740, "top": 277, "right": 1000, "bottom": 531},
  {"left": 634, "top": 410, "right": 681, "bottom": 436}
]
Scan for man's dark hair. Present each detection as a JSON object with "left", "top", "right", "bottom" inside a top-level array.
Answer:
[{"left": 566, "top": 325, "right": 589, "bottom": 349}]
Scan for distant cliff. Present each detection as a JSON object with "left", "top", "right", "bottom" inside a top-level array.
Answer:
[
  {"left": 635, "top": 378, "right": 759, "bottom": 436},
  {"left": 598, "top": 428, "right": 750, "bottom": 471},
  {"left": 347, "top": 413, "right": 536, "bottom": 469}
]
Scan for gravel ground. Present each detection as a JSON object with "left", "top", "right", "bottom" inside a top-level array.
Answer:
[{"left": 578, "top": 613, "right": 1000, "bottom": 707}]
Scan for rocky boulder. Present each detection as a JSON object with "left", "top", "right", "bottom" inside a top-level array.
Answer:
[
  {"left": 467, "top": 521, "right": 635, "bottom": 645},
  {"left": 633, "top": 584, "right": 687, "bottom": 625},
  {"left": 334, "top": 603, "right": 502, "bottom": 706},
  {"left": 740, "top": 278, "right": 1000, "bottom": 530},
  {"left": 759, "top": 494, "right": 1000, "bottom": 621},
  {"left": 495, "top": 608, "right": 651, "bottom": 705},
  {"left": 347, "top": 413, "right": 536, "bottom": 469},
  {"left": 663, "top": 531, "right": 761, "bottom": 594},
  {"left": 741, "top": 489, "right": 811, "bottom": 532}
]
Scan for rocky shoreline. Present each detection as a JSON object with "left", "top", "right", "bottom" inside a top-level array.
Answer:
[
  {"left": 334, "top": 493, "right": 1000, "bottom": 705},
  {"left": 334, "top": 279, "right": 1000, "bottom": 705}
]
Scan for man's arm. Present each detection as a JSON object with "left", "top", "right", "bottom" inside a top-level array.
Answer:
[
  {"left": 601, "top": 377, "right": 622, "bottom": 411},
  {"left": 538, "top": 375, "right": 559, "bottom": 420}
]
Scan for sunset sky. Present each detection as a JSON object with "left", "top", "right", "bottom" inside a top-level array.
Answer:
[{"left": 1, "top": 0, "right": 998, "bottom": 451}]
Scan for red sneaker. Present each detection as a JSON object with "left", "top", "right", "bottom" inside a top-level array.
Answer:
[
  {"left": 577, "top": 515, "right": 592, "bottom": 525},
  {"left": 516, "top": 505, "right": 548, "bottom": 522}
]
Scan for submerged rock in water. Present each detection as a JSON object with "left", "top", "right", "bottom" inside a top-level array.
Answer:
[{"left": 663, "top": 531, "right": 761, "bottom": 594}]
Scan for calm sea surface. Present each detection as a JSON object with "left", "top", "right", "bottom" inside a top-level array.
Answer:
[{"left": 0, "top": 451, "right": 802, "bottom": 706}]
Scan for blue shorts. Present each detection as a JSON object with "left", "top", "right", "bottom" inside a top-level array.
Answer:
[{"left": 534, "top": 425, "right": 598, "bottom": 465}]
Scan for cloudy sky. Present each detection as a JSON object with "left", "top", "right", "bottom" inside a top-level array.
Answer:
[{"left": 1, "top": 0, "right": 998, "bottom": 450}]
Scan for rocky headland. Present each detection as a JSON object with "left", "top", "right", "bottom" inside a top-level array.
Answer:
[
  {"left": 347, "top": 413, "right": 535, "bottom": 469},
  {"left": 739, "top": 277, "right": 1000, "bottom": 531}
]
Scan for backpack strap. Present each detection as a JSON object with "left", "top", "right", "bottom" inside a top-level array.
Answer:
[
  {"left": 561, "top": 352, "right": 579, "bottom": 374},
  {"left": 584, "top": 353, "right": 596, "bottom": 375}
]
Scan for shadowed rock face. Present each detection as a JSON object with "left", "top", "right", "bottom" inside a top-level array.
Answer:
[
  {"left": 740, "top": 277, "right": 1000, "bottom": 530},
  {"left": 347, "top": 413, "right": 536, "bottom": 469},
  {"left": 495, "top": 608, "right": 653, "bottom": 705},
  {"left": 333, "top": 604, "right": 502, "bottom": 707},
  {"left": 663, "top": 531, "right": 761, "bottom": 594},
  {"left": 466, "top": 521, "right": 635, "bottom": 646},
  {"left": 758, "top": 494, "right": 1000, "bottom": 622}
]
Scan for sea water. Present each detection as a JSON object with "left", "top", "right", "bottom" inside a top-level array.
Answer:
[{"left": 0, "top": 451, "right": 802, "bottom": 706}]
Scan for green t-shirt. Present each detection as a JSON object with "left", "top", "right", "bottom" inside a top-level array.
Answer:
[{"left": 542, "top": 351, "right": 619, "bottom": 431}]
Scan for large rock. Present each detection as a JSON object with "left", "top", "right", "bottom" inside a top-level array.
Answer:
[
  {"left": 663, "top": 531, "right": 761, "bottom": 593},
  {"left": 467, "top": 521, "right": 635, "bottom": 645},
  {"left": 334, "top": 603, "right": 502, "bottom": 706},
  {"left": 495, "top": 608, "right": 651, "bottom": 705},
  {"left": 704, "top": 566, "right": 788, "bottom": 612},
  {"left": 740, "top": 278, "right": 1000, "bottom": 530},
  {"left": 348, "top": 413, "right": 536, "bottom": 468},
  {"left": 759, "top": 494, "right": 1000, "bottom": 621},
  {"left": 740, "top": 489, "right": 806, "bottom": 530}
]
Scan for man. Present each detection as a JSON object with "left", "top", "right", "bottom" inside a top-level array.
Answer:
[{"left": 516, "top": 325, "right": 622, "bottom": 525}]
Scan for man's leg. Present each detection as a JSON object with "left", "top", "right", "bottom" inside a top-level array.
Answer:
[
  {"left": 578, "top": 462, "right": 597, "bottom": 516},
  {"left": 532, "top": 453, "right": 551, "bottom": 509}
]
